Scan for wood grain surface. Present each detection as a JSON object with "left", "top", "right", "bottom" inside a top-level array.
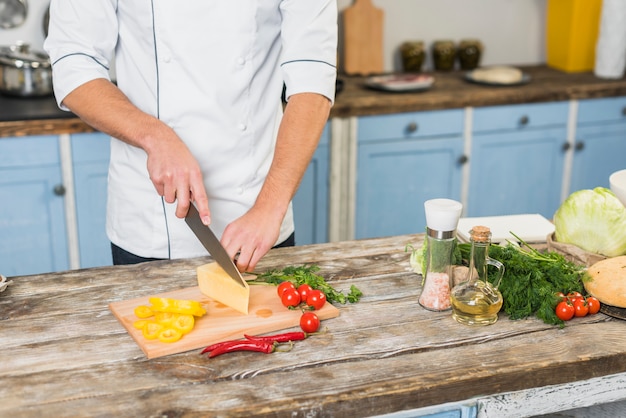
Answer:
[
  {"left": 109, "top": 285, "right": 340, "bottom": 359},
  {"left": 2, "top": 234, "right": 626, "bottom": 417}
]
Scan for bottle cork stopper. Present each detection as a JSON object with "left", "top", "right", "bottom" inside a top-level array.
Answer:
[{"left": 470, "top": 225, "right": 491, "bottom": 242}]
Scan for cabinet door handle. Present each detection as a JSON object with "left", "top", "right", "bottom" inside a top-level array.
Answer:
[
  {"left": 519, "top": 115, "right": 529, "bottom": 126},
  {"left": 574, "top": 141, "right": 585, "bottom": 151},
  {"left": 561, "top": 142, "right": 571, "bottom": 152},
  {"left": 405, "top": 122, "right": 418, "bottom": 134},
  {"left": 457, "top": 154, "right": 469, "bottom": 165},
  {"left": 622, "top": 106, "right": 626, "bottom": 117},
  {"left": 53, "top": 184, "right": 66, "bottom": 196}
]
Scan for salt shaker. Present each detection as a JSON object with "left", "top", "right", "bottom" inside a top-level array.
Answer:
[{"left": 418, "top": 199, "right": 463, "bottom": 311}]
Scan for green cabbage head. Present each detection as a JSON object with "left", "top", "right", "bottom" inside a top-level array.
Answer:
[{"left": 554, "top": 187, "right": 626, "bottom": 257}]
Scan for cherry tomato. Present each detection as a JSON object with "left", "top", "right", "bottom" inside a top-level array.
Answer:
[
  {"left": 586, "top": 296, "right": 601, "bottom": 314},
  {"left": 306, "top": 289, "right": 326, "bottom": 310},
  {"left": 297, "top": 284, "right": 313, "bottom": 303},
  {"left": 277, "top": 281, "right": 296, "bottom": 297},
  {"left": 300, "top": 312, "right": 320, "bottom": 333},
  {"left": 573, "top": 298, "right": 589, "bottom": 317},
  {"left": 555, "top": 300, "right": 575, "bottom": 321},
  {"left": 567, "top": 291, "right": 583, "bottom": 303},
  {"left": 555, "top": 292, "right": 566, "bottom": 302},
  {"left": 280, "top": 288, "right": 301, "bottom": 308}
]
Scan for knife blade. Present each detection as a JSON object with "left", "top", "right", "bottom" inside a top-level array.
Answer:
[{"left": 185, "top": 204, "right": 247, "bottom": 288}]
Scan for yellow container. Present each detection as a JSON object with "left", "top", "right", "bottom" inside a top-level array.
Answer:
[{"left": 546, "top": 0, "right": 603, "bottom": 72}]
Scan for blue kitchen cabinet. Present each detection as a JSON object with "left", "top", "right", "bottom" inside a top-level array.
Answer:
[
  {"left": 468, "top": 102, "right": 569, "bottom": 219},
  {"left": 292, "top": 124, "right": 329, "bottom": 245},
  {"left": 71, "top": 132, "right": 112, "bottom": 268},
  {"left": 355, "top": 109, "right": 465, "bottom": 239},
  {"left": 0, "top": 136, "right": 69, "bottom": 276},
  {"left": 372, "top": 402, "right": 477, "bottom": 418},
  {"left": 569, "top": 97, "right": 626, "bottom": 193}
]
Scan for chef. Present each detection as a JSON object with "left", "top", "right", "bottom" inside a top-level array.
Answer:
[{"left": 44, "top": 1, "right": 337, "bottom": 272}]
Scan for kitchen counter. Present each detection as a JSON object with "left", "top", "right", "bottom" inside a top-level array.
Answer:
[
  {"left": 2, "top": 65, "right": 626, "bottom": 137},
  {"left": 331, "top": 65, "right": 626, "bottom": 117},
  {"left": 0, "top": 92, "right": 93, "bottom": 137},
  {"left": 2, "top": 234, "right": 626, "bottom": 417}
]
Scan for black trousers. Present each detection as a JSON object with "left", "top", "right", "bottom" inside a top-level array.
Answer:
[{"left": 111, "top": 232, "right": 296, "bottom": 266}]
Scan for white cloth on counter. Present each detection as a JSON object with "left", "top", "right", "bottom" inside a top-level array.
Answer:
[
  {"left": 595, "top": 0, "right": 626, "bottom": 79},
  {"left": 44, "top": 1, "right": 337, "bottom": 259}
]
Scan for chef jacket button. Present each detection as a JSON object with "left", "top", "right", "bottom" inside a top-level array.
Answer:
[
  {"left": 237, "top": 57, "right": 245, "bottom": 65},
  {"left": 163, "top": 55, "right": 171, "bottom": 63},
  {"left": 238, "top": 123, "right": 247, "bottom": 131},
  {"left": 237, "top": 187, "right": 244, "bottom": 194}
]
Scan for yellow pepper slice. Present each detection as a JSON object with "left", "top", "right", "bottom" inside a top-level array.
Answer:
[
  {"left": 133, "top": 319, "right": 151, "bottom": 330},
  {"left": 154, "top": 312, "right": 177, "bottom": 326},
  {"left": 141, "top": 321, "right": 163, "bottom": 340},
  {"left": 172, "top": 314, "right": 195, "bottom": 334},
  {"left": 158, "top": 327, "right": 183, "bottom": 343},
  {"left": 134, "top": 305, "right": 154, "bottom": 319},
  {"left": 148, "top": 297, "right": 206, "bottom": 317}
]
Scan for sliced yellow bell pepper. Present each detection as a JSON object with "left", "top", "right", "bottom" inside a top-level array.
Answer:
[
  {"left": 142, "top": 321, "right": 164, "bottom": 340},
  {"left": 134, "top": 305, "right": 154, "bottom": 318},
  {"left": 172, "top": 314, "right": 195, "bottom": 334},
  {"left": 154, "top": 312, "right": 177, "bottom": 326},
  {"left": 133, "top": 319, "right": 151, "bottom": 330},
  {"left": 148, "top": 297, "right": 207, "bottom": 317},
  {"left": 158, "top": 327, "right": 183, "bottom": 343}
]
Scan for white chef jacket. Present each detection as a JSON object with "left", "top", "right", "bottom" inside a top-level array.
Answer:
[{"left": 44, "top": 1, "right": 337, "bottom": 259}]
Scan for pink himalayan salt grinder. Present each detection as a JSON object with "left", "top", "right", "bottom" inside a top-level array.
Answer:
[{"left": 418, "top": 198, "right": 463, "bottom": 311}]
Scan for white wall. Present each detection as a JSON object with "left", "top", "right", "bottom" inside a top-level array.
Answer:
[
  {"left": 337, "top": 0, "right": 548, "bottom": 72},
  {"left": 0, "top": 0, "right": 548, "bottom": 71}
]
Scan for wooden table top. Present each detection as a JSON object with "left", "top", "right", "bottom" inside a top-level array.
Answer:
[
  {"left": 331, "top": 65, "right": 626, "bottom": 118},
  {"left": 3, "top": 65, "right": 626, "bottom": 137},
  {"left": 2, "top": 234, "right": 624, "bottom": 417}
]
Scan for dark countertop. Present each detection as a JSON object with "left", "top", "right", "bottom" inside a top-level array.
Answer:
[
  {"left": 2, "top": 234, "right": 625, "bottom": 417},
  {"left": 0, "top": 93, "right": 68, "bottom": 122},
  {"left": 2, "top": 65, "right": 626, "bottom": 137},
  {"left": 0, "top": 93, "right": 93, "bottom": 138}
]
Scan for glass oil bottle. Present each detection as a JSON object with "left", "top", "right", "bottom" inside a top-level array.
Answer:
[{"left": 450, "top": 226, "right": 505, "bottom": 325}]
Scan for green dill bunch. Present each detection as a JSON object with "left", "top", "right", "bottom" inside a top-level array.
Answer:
[{"left": 458, "top": 241, "right": 586, "bottom": 325}]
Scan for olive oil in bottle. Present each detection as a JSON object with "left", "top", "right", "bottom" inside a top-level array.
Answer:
[{"left": 450, "top": 226, "right": 505, "bottom": 326}]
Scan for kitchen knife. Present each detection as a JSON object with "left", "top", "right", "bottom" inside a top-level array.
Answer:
[{"left": 185, "top": 204, "right": 247, "bottom": 288}]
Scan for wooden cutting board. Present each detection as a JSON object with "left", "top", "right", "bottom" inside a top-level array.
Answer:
[
  {"left": 343, "top": 0, "right": 384, "bottom": 75},
  {"left": 109, "top": 285, "right": 340, "bottom": 359}
]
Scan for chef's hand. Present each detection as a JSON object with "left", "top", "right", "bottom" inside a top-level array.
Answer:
[
  {"left": 144, "top": 130, "right": 211, "bottom": 225},
  {"left": 59, "top": 78, "right": 212, "bottom": 225},
  {"left": 220, "top": 207, "right": 282, "bottom": 272}
]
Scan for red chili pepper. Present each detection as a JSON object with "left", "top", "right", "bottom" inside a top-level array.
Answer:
[
  {"left": 208, "top": 340, "right": 276, "bottom": 358},
  {"left": 200, "top": 340, "right": 231, "bottom": 355},
  {"left": 244, "top": 331, "right": 307, "bottom": 343}
]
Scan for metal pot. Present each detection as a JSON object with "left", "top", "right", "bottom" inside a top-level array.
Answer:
[
  {"left": 0, "top": 43, "right": 53, "bottom": 97},
  {"left": 0, "top": 0, "right": 28, "bottom": 29}
]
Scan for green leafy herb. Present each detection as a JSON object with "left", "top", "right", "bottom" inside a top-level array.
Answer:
[
  {"left": 249, "top": 264, "right": 363, "bottom": 304},
  {"left": 457, "top": 234, "right": 587, "bottom": 326}
]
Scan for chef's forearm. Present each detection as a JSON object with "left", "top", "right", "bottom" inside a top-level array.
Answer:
[
  {"left": 61, "top": 78, "right": 173, "bottom": 153},
  {"left": 254, "top": 92, "right": 332, "bottom": 220}
]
